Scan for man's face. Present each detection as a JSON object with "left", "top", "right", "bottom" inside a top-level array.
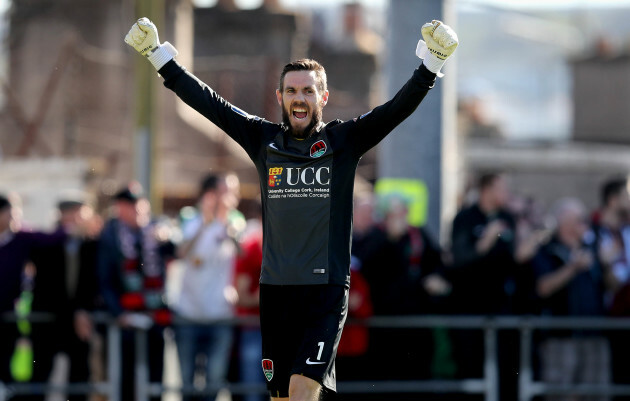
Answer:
[
  {"left": 200, "top": 181, "right": 227, "bottom": 217},
  {"left": 60, "top": 206, "right": 82, "bottom": 228},
  {"left": 567, "top": 210, "right": 588, "bottom": 240},
  {"left": 490, "top": 176, "right": 510, "bottom": 208},
  {"left": 276, "top": 70, "right": 329, "bottom": 139},
  {"left": 384, "top": 200, "right": 409, "bottom": 240},
  {"left": 116, "top": 200, "right": 139, "bottom": 228}
]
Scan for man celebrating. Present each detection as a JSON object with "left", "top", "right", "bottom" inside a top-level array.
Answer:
[{"left": 125, "top": 17, "right": 457, "bottom": 401}]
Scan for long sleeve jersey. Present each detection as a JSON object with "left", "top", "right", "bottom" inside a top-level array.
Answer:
[{"left": 159, "top": 60, "right": 436, "bottom": 287}]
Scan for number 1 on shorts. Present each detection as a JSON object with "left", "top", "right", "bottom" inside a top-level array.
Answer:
[{"left": 317, "top": 342, "right": 324, "bottom": 360}]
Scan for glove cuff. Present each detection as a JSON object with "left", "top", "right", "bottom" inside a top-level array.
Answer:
[
  {"left": 423, "top": 53, "right": 446, "bottom": 77},
  {"left": 416, "top": 40, "right": 445, "bottom": 78},
  {"left": 147, "top": 42, "right": 178, "bottom": 71}
]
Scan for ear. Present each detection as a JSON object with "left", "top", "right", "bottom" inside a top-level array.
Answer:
[
  {"left": 321, "top": 90, "right": 329, "bottom": 107},
  {"left": 276, "top": 89, "right": 282, "bottom": 106}
]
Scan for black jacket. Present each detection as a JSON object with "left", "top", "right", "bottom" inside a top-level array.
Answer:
[{"left": 160, "top": 59, "right": 436, "bottom": 287}]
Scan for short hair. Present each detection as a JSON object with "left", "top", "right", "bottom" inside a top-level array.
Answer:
[
  {"left": 551, "top": 197, "right": 586, "bottom": 225},
  {"left": 200, "top": 174, "right": 220, "bottom": 197},
  {"left": 478, "top": 173, "right": 503, "bottom": 191},
  {"left": 57, "top": 200, "right": 84, "bottom": 212},
  {"left": 278, "top": 59, "right": 327, "bottom": 93},
  {"left": 114, "top": 187, "right": 140, "bottom": 203},
  {"left": 0, "top": 195, "right": 10, "bottom": 211},
  {"left": 601, "top": 178, "right": 628, "bottom": 206}
]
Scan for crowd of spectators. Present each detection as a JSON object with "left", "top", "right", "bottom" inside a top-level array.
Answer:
[{"left": 1, "top": 171, "right": 629, "bottom": 401}]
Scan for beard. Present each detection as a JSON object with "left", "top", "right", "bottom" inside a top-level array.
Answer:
[{"left": 282, "top": 102, "right": 323, "bottom": 139}]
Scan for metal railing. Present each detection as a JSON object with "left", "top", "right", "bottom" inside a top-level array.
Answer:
[
  {"left": 2, "top": 313, "right": 630, "bottom": 400},
  {"left": 0, "top": 312, "right": 121, "bottom": 401}
]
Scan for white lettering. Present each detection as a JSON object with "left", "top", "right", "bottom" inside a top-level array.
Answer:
[
  {"left": 286, "top": 168, "right": 300, "bottom": 185},
  {"left": 301, "top": 168, "right": 315, "bottom": 185},
  {"left": 315, "top": 167, "right": 330, "bottom": 185},
  {"left": 285, "top": 167, "right": 331, "bottom": 186}
]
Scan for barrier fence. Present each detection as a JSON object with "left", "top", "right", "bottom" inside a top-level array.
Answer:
[{"left": 2, "top": 313, "right": 630, "bottom": 401}]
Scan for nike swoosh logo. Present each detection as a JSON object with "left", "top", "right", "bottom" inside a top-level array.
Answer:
[
  {"left": 306, "top": 358, "right": 325, "bottom": 365},
  {"left": 269, "top": 143, "right": 278, "bottom": 150}
]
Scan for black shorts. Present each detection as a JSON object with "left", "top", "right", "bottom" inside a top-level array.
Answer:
[{"left": 260, "top": 284, "right": 348, "bottom": 398}]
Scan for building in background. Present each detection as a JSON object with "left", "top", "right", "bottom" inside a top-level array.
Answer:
[
  {"left": 457, "top": 3, "right": 630, "bottom": 216},
  {"left": 3, "top": 0, "right": 630, "bottom": 226},
  {"left": 0, "top": 0, "right": 380, "bottom": 223}
]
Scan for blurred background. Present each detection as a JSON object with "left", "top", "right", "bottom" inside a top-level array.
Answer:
[
  {"left": 2, "top": 0, "right": 630, "bottom": 400},
  {"left": 1, "top": 0, "right": 629, "bottom": 231}
]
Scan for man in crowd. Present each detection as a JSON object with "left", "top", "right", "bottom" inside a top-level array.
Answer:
[
  {"left": 449, "top": 172, "right": 520, "bottom": 399},
  {"left": 590, "top": 178, "right": 630, "bottom": 397},
  {"left": 0, "top": 195, "right": 70, "bottom": 391},
  {"left": 450, "top": 173, "right": 517, "bottom": 315},
  {"left": 533, "top": 198, "right": 612, "bottom": 401},
  {"left": 30, "top": 199, "right": 102, "bottom": 401},
  {"left": 98, "top": 185, "right": 173, "bottom": 401},
  {"left": 358, "top": 194, "right": 448, "bottom": 384},
  {"left": 593, "top": 178, "right": 630, "bottom": 303},
  {"left": 173, "top": 174, "right": 241, "bottom": 400},
  {"left": 125, "top": 16, "right": 458, "bottom": 401}
]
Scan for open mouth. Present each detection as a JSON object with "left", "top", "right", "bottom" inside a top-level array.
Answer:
[{"left": 292, "top": 107, "right": 308, "bottom": 120}]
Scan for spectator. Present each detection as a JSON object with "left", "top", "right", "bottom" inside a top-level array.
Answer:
[
  {"left": 449, "top": 173, "right": 520, "bottom": 399},
  {"left": 593, "top": 178, "right": 630, "bottom": 304},
  {"left": 0, "top": 195, "right": 68, "bottom": 388},
  {"left": 533, "top": 198, "right": 612, "bottom": 401},
  {"left": 591, "top": 178, "right": 630, "bottom": 397},
  {"left": 234, "top": 212, "right": 265, "bottom": 401},
  {"left": 508, "top": 194, "right": 551, "bottom": 315},
  {"left": 335, "top": 194, "right": 375, "bottom": 387},
  {"left": 335, "top": 258, "right": 373, "bottom": 386},
  {"left": 29, "top": 199, "right": 102, "bottom": 401},
  {"left": 97, "top": 185, "right": 172, "bottom": 401},
  {"left": 173, "top": 174, "right": 240, "bottom": 400},
  {"left": 361, "top": 194, "right": 448, "bottom": 315},
  {"left": 358, "top": 194, "right": 448, "bottom": 382},
  {"left": 450, "top": 172, "right": 518, "bottom": 315},
  {"left": 351, "top": 193, "right": 375, "bottom": 261}
]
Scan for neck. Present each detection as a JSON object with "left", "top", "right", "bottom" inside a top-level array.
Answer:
[{"left": 290, "top": 121, "right": 323, "bottom": 140}]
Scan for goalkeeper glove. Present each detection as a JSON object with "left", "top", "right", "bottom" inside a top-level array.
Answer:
[
  {"left": 416, "top": 20, "right": 459, "bottom": 77},
  {"left": 124, "top": 17, "right": 178, "bottom": 71}
]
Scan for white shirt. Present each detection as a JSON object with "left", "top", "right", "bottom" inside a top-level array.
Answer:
[{"left": 173, "top": 217, "right": 236, "bottom": 320}]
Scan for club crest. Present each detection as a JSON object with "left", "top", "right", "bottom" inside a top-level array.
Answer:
[
  {"left": 262, "top": 359, "right": 274, "bottom": 381},
  {"left": 310, "top": 140, "right": 327, "bottom": 158}
]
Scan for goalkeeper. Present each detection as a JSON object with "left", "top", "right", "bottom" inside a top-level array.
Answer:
[{"left": 125, "top": 17, "right": 457, "bottom": 401}]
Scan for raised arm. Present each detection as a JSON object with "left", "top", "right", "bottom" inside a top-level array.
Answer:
[
  {"left": 124, "top": 17, "right": 266, "bottom": 158},
  {"left": 350, "top": 20, "right": 458, "bottom": 156}
]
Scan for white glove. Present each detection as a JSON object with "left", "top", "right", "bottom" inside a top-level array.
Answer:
[
  {"left": 124, "top": 17, "right": 178, "bottom": 71},
  {"left": 416, "top": 20, "right": 459, "bottom": 77}
]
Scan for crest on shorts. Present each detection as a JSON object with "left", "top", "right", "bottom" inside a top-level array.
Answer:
[{"left": 262, "top": 359, "right": 274, "bottom": 382}]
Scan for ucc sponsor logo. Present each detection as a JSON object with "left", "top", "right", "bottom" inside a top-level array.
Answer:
[
  {"left": 268, "top": 167, "right": 331, "bottom": 188},
  {"left": 286, "top": 167, "right": 330, "bottom": 186}
]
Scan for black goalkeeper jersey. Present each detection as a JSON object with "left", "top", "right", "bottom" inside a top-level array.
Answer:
[{"left": 159, "top": 60, "right": 436, "bottom": 287}]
